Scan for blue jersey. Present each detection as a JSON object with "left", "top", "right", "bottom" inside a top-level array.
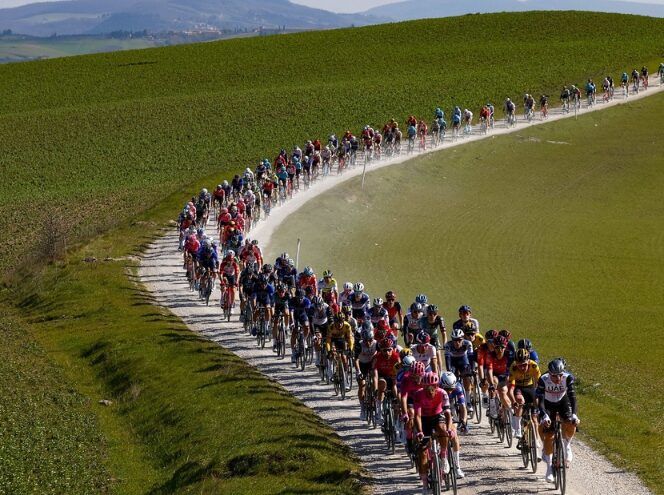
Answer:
[
  {"left": 445, "top": 381, "right": 466, "bottom": 406},
  {"left": 253, "top": 283, "right": 275, "bottom": 306},
  {"left": 435, "top": 109, "right": 444, "bottom": 119},
  {"left": 197, "top": 246, "right": 218, "bottom": 269},
  {"left": 444, "top": 340, "right": 473, "bottom": 371},
  {"left": 407, "top": 125, "right": 417, "bottom": 137},
  {"left": 289, "top": 297, "right": 311, "bottom": 318}
]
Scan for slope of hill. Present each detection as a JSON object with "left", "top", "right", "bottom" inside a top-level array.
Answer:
[
  {"left": 0, "top": 0, "right": 381, "bottom": 36},
  {"left": 1, "top": 11, "right": 663, "bottom": 494},
  {"left": 365, "top": 0, "right": 664, "bottom": 20}
]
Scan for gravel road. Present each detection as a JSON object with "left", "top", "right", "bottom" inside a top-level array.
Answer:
[{"left": 139, "top": 76, "right": 660, "bottom": 494}]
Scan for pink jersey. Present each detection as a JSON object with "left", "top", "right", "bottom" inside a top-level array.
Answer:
[
  {"left": 413, "top": 388, "right": 450, "bottom": 417},
  {"left": 398, "top": 372, "right": 423, "bottom": 399}
]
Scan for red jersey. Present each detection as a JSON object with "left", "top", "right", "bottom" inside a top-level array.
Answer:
[
  {"left": 297, "top": 274, "right": 316, "bottom": 293},
  {"left": 219, "top": 259, "right": 239, "bottom": 279},
  {"left": 383, "top": 301, "right": 402, "bottom": 321},
  {"left": 213, "top": 189, "right": 225, "bottom": 201},
  {"left": 486, "top": 352, "right": 510, "bottom": 376},
  {"left": 218, "top": 212, "right": 232, "bottom": 226},
  {"left": 184, "top": 237, "right": 199, "bottom": 254},
  {"left": 373, "top": 349, "right": 400, "bottom": 377}
]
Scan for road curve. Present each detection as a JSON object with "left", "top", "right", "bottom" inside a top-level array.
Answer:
[{"left": 139, "top": 77, "right": 661, "bottom": 494}]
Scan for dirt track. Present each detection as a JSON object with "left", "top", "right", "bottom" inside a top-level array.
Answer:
[{"left": 140, "top": 76, "right": 661, "bottom": 494}]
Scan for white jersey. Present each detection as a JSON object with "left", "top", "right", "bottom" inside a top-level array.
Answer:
[
  {"left": 537, "top": 372, "right": 572, "bottom": 403},
  {"left": 412, "top": 344, "right": 436, "bottom": 368},
  {"left": 357, "top": 340, "right": 377, "bottom": 364}
]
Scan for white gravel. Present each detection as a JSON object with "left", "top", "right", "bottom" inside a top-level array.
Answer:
[{"left": 139, "top": 76, "right": 661, "bottom": 494}]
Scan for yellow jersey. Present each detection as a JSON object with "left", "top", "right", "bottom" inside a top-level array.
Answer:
[
  {"left": 508, "top": 360, "right": 541, "bottom": 388},
  {"left": 326, "top": 321, "right": 354, "bottom": 352}
]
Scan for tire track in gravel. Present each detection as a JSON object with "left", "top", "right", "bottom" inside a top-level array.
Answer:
[{"left": 140, "top": 76, "right": 661, "bottom": 494}]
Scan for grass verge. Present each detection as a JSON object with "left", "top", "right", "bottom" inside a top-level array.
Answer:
[{"left": 268, "top": 92, "right": 664, "bottom": 493}]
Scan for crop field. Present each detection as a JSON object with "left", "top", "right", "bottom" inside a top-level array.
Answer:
[
  {"left": 1, "top": 11, "right": 664, "bottom": 273},
  {"left": 268, "top": 92, "right": 664, "bottom": 493},
  {"left": 1, "top": 12, "right": 663, "bottom": 494}
]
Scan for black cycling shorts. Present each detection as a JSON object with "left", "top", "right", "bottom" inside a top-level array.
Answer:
[
  {"left": 542, "top": 396, "right": 574, "bottom": 426},
  {"left": 421, "top": 413, "right": 444, "bottom": 436},
  {"left": 515, "top": 386, "right": 536, "bottom": 407}
]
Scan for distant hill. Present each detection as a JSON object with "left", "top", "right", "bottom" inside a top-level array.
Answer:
[
  {"left": 364, "top": 0, "right": 664, "bottom": 20},
  {"left": 0, "top": 0, "right": 383, "bottom": 36}
]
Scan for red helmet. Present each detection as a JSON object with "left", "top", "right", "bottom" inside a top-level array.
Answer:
[
  {"left": 422, "top": 371, "right": 439, "bottom": 386},
  {"left": 412, "top": 361, "right": 426, "bottom": 377},
  {"left": 485, "top": 329, "right": 498, "bottom": 340},
  {"left": 499, "top": 329, "right": 512, "bottom": 340},
  {"left": 379, "top": 339, "right": 393, "bottom": 351},
  {"left": 375, "top": 328, "right": 388, "bottom": 341},
  {"left": 493, "top": 335, "right": 508, "bottom": 348},
  {"left": 377, "top": 320, "right": 389, "bottom": 331}
]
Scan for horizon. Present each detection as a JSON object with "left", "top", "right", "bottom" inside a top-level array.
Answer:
[{"left": 2, "top": 0, "right": 663, "bottom": 13}]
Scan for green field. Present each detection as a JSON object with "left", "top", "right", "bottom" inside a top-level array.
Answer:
[
  {"left": 0, "top": 36, "right": 157, "bottom": 63},
  {"left": 1, "top": 11, "right": 663, "bottom": 494},
  {"left": 269, "top": 92, "right": 664, "bottom": 492}
]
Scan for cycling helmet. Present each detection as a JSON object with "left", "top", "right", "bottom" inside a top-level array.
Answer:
[
  {"left": 375, "top": 328, "right": 387, "bottom": 341},
  {"left": 493, "top": 335, "right": 508, "bottom": 348},
  {"left": 422, "top": 371, "right": 439, "bottom": 386},
  {"left": 303, "top": 266, "right": 314, "bottom": 276},
  {"left": 294, "top": 289, "right": 304, "bottom": 299},
  {"left": 220, "top": 207, "right": 228, "bottom": 215},
  {"left": 402, "top": 355, "right": 416, "bottom": 370},
  {"left": 440, "top": 371, "right": 457, "bottom": 389},
  {"left": 222, "top": 180, "right": 229, "bottom": 187},
  {"left": 548, "top": 358, "right": 566, "bottom": 374},
  {"left": 361, "top": 328, "right": 374, "bottom": 341},
  {"left": 415, "top": 294, "right": 428, "bottom": 305},
  {"left": 451, "top": 328, "right": 465, "bottom": 340},
  {"left": 342, "top": 304, "right": 352, "bottom": 315},
  {"left": 463, "top": 324, "right": 478, "bottom": 335},
  {"left": 353, "top": 282, "right": 365, "bottom": 292},
  {"left": 379, "top": 339, "right": 393, "bottom": 351},
  {"left": 251, "top": 239, "right": 259, "bottom": 245},
  {"left": 287, "top": 258, "right": 295, "bottom": 267},
  {"left": 343, "top": 282, "right": 353, "bottom": 291},
  {"left": 361, "top": 320, "right": 374, "bottom": 333},
  {"left": 305, "top": 286, "right": 315, "bottom": 296},
  {"left": 280, "top": 252, "right": 289, "bottom": 260},
  {"left": 262, "top": 264, "right": 273, "bottom": 273},
  {"left": 323, "top": 269, "right": 333, "bottom": 277},
  {"left": 485, "top": 329, "right": 497, "bottom": 340},
  {"left": 196, "top": 228, "right": 205, "bottom": 237},
  {"left": 199, "top": 233, "right": 208, "bottom": 241},
  {"left": 410, "top": 302, "right": 423, "bottom": 313},
  {"left": 226, "top": 249, "right": 235, "bottom": 258},
  {"left": 516, "top": 348, "right": 530, "bottom": 363},
  {"left": 373, "top": 297, "right": 383, "bottom": 307},
  {"left": 334, "top": 314, "right": 345, "bottom": 323},
  {"left": 412, "top": 361, "right": 426, "bottom": 377},
  {"left": 416, "top": 331, "right": 431, "bottom": 345},
  {"left": 499, "top": 329, "right": 512, "bottom": 340},
  {"left": 202, "top": 238, "right": 212, "bottom": 249},
  {"left": 426, "top": 304, "right": 438, "bottom": 314},
  {"left": 276, "top": 283, "right": 286, "bottom": 292},
  {"left": 216, "top": 184, "right": 222, "bottom": 190},
  {"left": 517, "top": 338, "right": 532, "bottom": 350},
  {"left": 245, "top": 167, "right": 251, "bottom": 174},
  {"left": 400, "top": 347, "right": 412, "bottom": 359},
  {"left": 200, "top": 188, "right": 208, "bottom": 196},
  {"left": 257, "top": 274, "right": 268, "bottom": 285},
  {"left": 385, "top": 290, "right": 396, "bottom": 300},
  {"left": 312, "top": 296, "right": 324, "bottom": 307},
  {"left": 458, "top": 305, "right": 471, "bottom": 313}
]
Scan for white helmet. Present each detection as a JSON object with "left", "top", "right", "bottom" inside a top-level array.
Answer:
[
  {"left": 343, "top": 282, "right": 353, "bottom": 291},
  {"left": 353, "top": 282, "right": 365, "bottom": 292},
  {"left": 451, "top": 328, "right": 465, "bottom": 340},
  {"left": 440, "top": 371, "right": 457, "bottom": 389}
]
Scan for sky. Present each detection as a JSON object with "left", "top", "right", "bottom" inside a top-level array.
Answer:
[{"left": 1, "top": 0, "right": 664, "bottom": 12}]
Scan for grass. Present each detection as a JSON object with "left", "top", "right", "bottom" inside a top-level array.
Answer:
[
  {"left": 1, "top": 11, "right": 663, "bottom": 494},
  {"left": 268, "top": 91, "right": 664, "bottom": 493},
  {"left": 1, "top": 11, "right": 663, "bottom": 274}
]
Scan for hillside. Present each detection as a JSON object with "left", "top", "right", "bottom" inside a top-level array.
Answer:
[
  {"left": 0, "top": 0, "right": 380, "bottom": 36},
  {"left": 1, "top": 11, "right": 663, "bottom": 494},
  {"left": 365, "top": 0, "right": 664, "bottom": 20}
]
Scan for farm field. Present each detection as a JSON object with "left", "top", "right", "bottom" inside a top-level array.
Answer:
[
  {"left": 1, "top": 12, "right": 664, "bottom": 273},
  {"left": 2, "top": 11, "right": 663, "bottom": 494},
  {"left": 268, "top": 91, "right": 664, "bottom": 493}
]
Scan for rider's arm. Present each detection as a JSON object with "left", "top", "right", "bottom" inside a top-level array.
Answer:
[{"left": 567, "top": 374, "right": 578, "bottom": 415}]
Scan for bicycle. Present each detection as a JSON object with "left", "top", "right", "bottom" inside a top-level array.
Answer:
[
  {"left": 274, "top": 313, "right": 287, "bottom": 359},
  {"left": 479, "top": 116, "right": 487, "bottom": 134},
  {"left": 551, "top": 414, "right": 568, "bottom": 494},
  {"left": 242, "top": 297, "right": 254, "bottom": 334},
  {"left": 330, "top": 347, "right": 348, "bottom": 400},
  {"left": 255, "top": 306, "right": 269, "bottom": 349},
  {"left": 199, "top": 268, "right": 213, "bottom": 306},
  {"left": 518, "top": 406, "right": 539, "bottom": 473},
  {"left": 382, "top": 389, "right": 397, "bottom": 454},
  {"left": 219, "top": 280, "right": 233, "bottom": 322},
  {"left": 407, "top": 135, "right": 415, "bottom": 154},
  {"left": 363, "top": 379, "right": 376, "bottom": 428},
  {"left": 421, "top": 435, "right": 444, "bottom": 495},
  {"left": 467, "top": 370, "right": 482, "bottom": 424},
  {"left": 443, "top": 439, "right": 458, "bottom": 494},
  {"left": 500, "top": 402, "right": 514, "bottom": 447},
  {"left": 292, "top": 322, "right": 307, "bottom": 371}
]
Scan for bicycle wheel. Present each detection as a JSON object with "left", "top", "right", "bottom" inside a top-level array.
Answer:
[
  {"left": 340, "top": 363, "right": 347, "bottom": 400},
  {"left": 256, "top": 317, "right": 263, "bottom": 347},
  {"left": 521, "top": 424, "right": 530, "bottom": 468},
  {"left": 528, "top": 422, "right": 538, "bottom": 473},
  {"left": 431, "top": 441, "right": 442, "bottom": 495},
  {"left": 299, "top": 342, "right": 306, "bottom": 371},
  {"left": 496, "top": 416, "right": 505, "bottom": 442},
  {"left": 472, "top": 375, "right": 482, "bottom": 424},
  {"left": 259, "top": 319, "right": 267, "bottom": 349},
  {"left": 344, "top": 354, "right": 353, "bottom": 391},
  {"left": 306, "top": 333, "right": 314, "bottom": 364},
  {"left": 225, "top": 295, "right": 232, "bottom": 322},
  {"left": 447, "top": 442, "right": 457, "bottom": 494},
  {"left": 332, "top": 360, "right": 340, "bottom": 396},
  {"left": 278, "top": 323, "right": 286, "bottom": 359},
  {"left": 555, "top": 428, "right": 567, "bottom": 494},
  {"left": 504, "top": 409, "right": 513, "bottom": 448}
]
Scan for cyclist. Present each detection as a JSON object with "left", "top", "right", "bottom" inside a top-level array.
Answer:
[
  {"left": 326, "top": 313, "right": 354, "bottom": 390},
  {"left": 641, "top": 65, "right": 649, "bottom": 89},
  {"left": 658, "top": 62, "right": 664, "bottom": 83},
  {"left": 238, "top": 263, "right": 257, "bottom": 321},
  {"left": 417, "top": 120, "right": 428, "bottom": 149},
  {"left": 355, "top": 322, "right": 377, "bottom": 420},
  {"left": 631, "top": 68, "right": 640, "bottom": 91},
  {"left": 317, "top": 269, "right": 338, "bottom": 308},
  {"left": 289, "top": 289, "right": 312, "bottom": 362},
  {"left": 296, "top": 266, "right": 317, "bottom": 294},
  {"left": 539, "top": 94, "right": 548, "bottom": 118},
  {"left": 485, "top": 334, "right": 512, "bottom": 418},
  {"left": 198, "top": 238, "right": 219, "bottom": 284},
  {"left": 498, "top": 329, "right": 516, "bottom": 361},
  {"left": 523, "top": 93, "right": 535, "bottom": 119},
  {"left": 517, "top": 338, "right": 539, "bottom": 363},
  {"left": 462, "top": 108, "right": 473, "bottom": 134},
  {"left": 439, "top": 371, "right": 466, "bottom": 476},
  {"left": 571, "top": 84, "right": 581, "bottom": 108},
  {"left": 621, "top": 71, "right": 629, "bottom": 94},
  {"left": 585, "top": 78, "right": 596, "bottom": 105},
  {"left": 403, "top": 302, "right": 424, "bottom": 347},
  {"left": 413, "top": 372, "right": 455, "bottom": 485},
  {"left": 276, "top": 258, "right": 297, "bottom": 294},
  {"left": 479, "top": 104, "right": 490, "bottom": 130},
  {"left": 504, "top": 97, "right": 515, "bottom": 123},
  {"left": 451, "top": 106, "right": 462, "bottom": 135},
  {"left": 350, "top": 282, "right": 370, "bottom": 322},
  {"left": 452, "top": 305, "right": 479, "bottom": 334},
  {"left": 560, "top": 86, "right": 570, "bottom": 111},
  {"left": 310, "top": 295, "right": 333, "bottom": 367},
  {"left": 477, "top": 329, "right": 497, "bottom": 404},
  {"left": 398, "top": 360, "right": 425, "bottom": 459},
  {"left": 382, "top": 290, "right": 403, "bottom": 330},
  {"left": 407, "top": 122, "right": 417, "bottom": 149},
  {"left": 251, "top": 274, "right": 275, "bottom": 335},
  {"left": 271, "top": 283, "right": 291, "bottom": 344},
  {"left": 508, "top": 348, "right": 541, "bottom": 439},
  {"left": 368, "top": 297, "right": 389, "bottom": 326},
  {"left": 412, "top": 331, "right": 439, "bottom": 374},
  {"left": 444, "top": 328, "right": 474, "bottom": 413},
  {"left": 537, "top": 358, "right": 580, "bottom": 483},
  {"left": 212, "top": 184, "right": 226, "bottom": 210},
  {"left": 339, "top": 281, "right": 354, "bottom": 307},
  {"left": 419, "top": 304, "right": 446, "bottom": 368},
  {"left": 373, "top": 338, "right": 401, "bottom": 423}
]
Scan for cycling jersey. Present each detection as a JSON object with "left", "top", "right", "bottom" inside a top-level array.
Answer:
[
  {"left": 486, "top": 352, "right": 511, "bottom": 377},
  {"left": 398, "top": 371, "right": 423, "bottom": 400},
  {"left": 444, "top": 381, "right": 466, "bottom": 406},
  {"left": 413, "top": 388, "right": 450, "bottom": 417},
  {"left": 325, "top": 321, "right": 353, "bottom": 351},
  {"left": 368, "top": 306, "right": 388, "bottom": 325},
  {"left": 310, "top": 304, "right": 332, "bottom": 326},
  {"left": 412, "top": 344, "right": 436, "bottom": 369},
  {"left": 252, "top": 283, "right": 275, "bottom": 306},
  {"left": 419, "top": 315, "right": 445, "bottom": 348},
  {"left": 289, "top": 297, "right": 311, "bottom": 322},
  {"left": 536, "top": 372, "right": 578, "bottom": 419},
  {"left": 350, "top": 292, "right": 370, "bottom": 319},
  {"left": 382, "top": 301, "right": 402, "bottom": 324},
  {"left": 355, "top": 340, "right": 377, "bottom": 364},
  {"left": 508, "top": 360, "right": 541, "bottom": 388},
  {"left": 317, "top": 277, "right": 337, "bottom": 295},
  {"left": 467, "top": 333, "right": 485, "bottom": 352},
  {"left": 452, "top": 317, "right": 479, "bottom": 333},
  {"left": 297, "top": 274, "right": 317, "bottom": 293},
  {"left": 373, "top": 349, "right": 400, "bottom": 378}
]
